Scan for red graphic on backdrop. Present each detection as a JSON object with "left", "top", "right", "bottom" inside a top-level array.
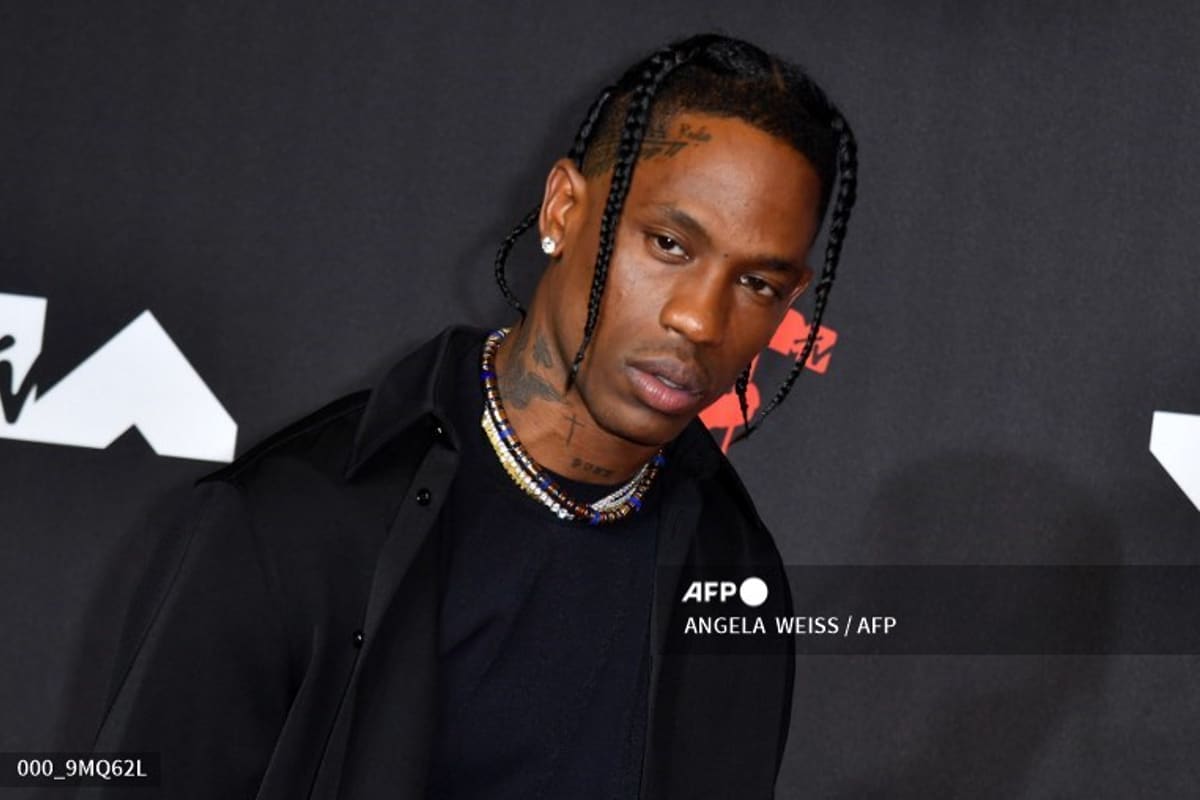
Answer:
[{"left": 700, "top": 309, "right": 837, "bottom": 452}]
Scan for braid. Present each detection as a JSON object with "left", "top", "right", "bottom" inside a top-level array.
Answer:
[
  {"left": 735, "top": 364, "right": 752, "bottom": 429},
  {"left": 569, "top": 87, "right": 614, "bottom": 168},
  {"left": 492, "top": 205, "right": 539, "bottom": 317},
  {"left": 732, "top": 113, "right": 858, "bottom": 443},
  {"left": 565, "top": 43, "right": 703, "bottom": 388},
  {"left": 491, "top": 88, "right": 615, "bottom": 319}
]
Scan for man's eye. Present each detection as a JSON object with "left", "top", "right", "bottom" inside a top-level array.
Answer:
[
  {"left": 651, "top": 234, "right": 687, "bottom": 258},
  {"left": 739, "top": 274, "right": 781, "bottom": 299}
]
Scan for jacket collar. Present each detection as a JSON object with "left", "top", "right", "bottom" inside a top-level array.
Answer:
[
  {"left": 342, "top": 325, "right": 469, "bottom": 481},
  {"left": 342, "top": 324, "right": 724, "bottom": 483}
]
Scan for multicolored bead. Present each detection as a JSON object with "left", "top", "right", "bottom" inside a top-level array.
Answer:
[{"left": 479, "top": 327, "right": 664, "bottom": 524}]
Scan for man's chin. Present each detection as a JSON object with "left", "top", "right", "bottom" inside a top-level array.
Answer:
[{"left": 591, "top": 401, "right": 691, "bottom": 450}]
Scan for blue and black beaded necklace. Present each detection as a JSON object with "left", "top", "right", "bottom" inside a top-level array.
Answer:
[{"left": 479, "top": 327, "right": 665, "bottom": 525}]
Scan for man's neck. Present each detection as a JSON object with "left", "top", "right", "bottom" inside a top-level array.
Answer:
[{"left": 491, "top": 317, "right": 660, "bottom": 485}]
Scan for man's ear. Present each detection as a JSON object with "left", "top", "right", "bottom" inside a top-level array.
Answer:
[
  {"left": 787, "top": 263, "right": 815, "bottom": 304},
  {"left": 538, "top": 157, "right": 588, "bottom": 256}
]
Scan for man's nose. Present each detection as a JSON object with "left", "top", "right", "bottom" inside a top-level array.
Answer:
[{"left": 659, "top": 266, "right": 729, "bottom": 347}]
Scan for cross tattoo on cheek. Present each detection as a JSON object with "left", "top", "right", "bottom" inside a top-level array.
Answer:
[{"left": 562, "top": 412, "right": 584, "bottom": 445}]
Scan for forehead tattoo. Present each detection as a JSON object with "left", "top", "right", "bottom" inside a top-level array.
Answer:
[{"left": 585, "top": 120, "right": 713, "bottom": 177}]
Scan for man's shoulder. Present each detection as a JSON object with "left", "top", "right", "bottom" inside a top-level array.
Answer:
[
  {"left": 194, "top": 323, "right": 484, "bottom": 492},
  {"left": 196, "top": 389, "right": 371, "bottom": 488},
  {"left": 716, "top": 464, "right": 782, "bottom": 549},
  {"left": 683, "top": 426, "right": 787, "bottom": 565},
  {"left": 678, "top": 430, "right": 794, "bottom": 623},
  {"left": 676, "top": 419, "right": 769, "bottom": 530}
]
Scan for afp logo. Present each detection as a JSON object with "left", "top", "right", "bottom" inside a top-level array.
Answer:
[{"left": 682, "top": 576, "right": 769, "bottom": 608}]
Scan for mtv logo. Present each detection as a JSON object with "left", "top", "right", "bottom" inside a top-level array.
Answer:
[
  {"left": 700, "top": 309, "right": 839, "bottom": 452},
  {"left": 767, "top": 308, "right": 837, "bottom": 374},
  {"left": 1150, "top": 411, "right": 1200, "bottom": 512},
  {"left": 1, "top": 292, "right": 237, "bottom": 462},
  {"left": 0, "top": 293, "right": 46, "bottom": 400}
]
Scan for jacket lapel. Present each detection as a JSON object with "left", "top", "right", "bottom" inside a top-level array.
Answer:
[
  {"left": 318, "top": 326, "right": 478, "bottom": 796},
  {"left": 639, "top": 420, "right": 721, "bottom": 799},
  {"left": 340, "top": 325, "right": 489, "bottom": 655}
]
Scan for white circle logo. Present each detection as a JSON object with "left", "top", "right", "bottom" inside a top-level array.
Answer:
[{"left": 739, "top": 577, "right": 769, "bottom": 607}]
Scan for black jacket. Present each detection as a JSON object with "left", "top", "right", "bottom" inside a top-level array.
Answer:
[{"left": 85, "top": 325, "right": 796, "bottom": 799}]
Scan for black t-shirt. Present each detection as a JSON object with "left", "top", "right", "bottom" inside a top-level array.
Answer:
[{"left": 426, "top": 330, "right": 661, "bottom": 800}]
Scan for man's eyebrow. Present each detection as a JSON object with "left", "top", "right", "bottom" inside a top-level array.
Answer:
[
  {"left": 650, "top": 204, "right": 804, "bottom": 275},
  {"left": 753, "top": 255, "right": 804, "bottom": 275},
  {"left": 652, "top": 204, "right": 712, "bottom": 247}
]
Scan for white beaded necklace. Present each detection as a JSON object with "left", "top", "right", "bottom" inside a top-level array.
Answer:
[{"left": 479, "top": 327, "right": 665, "bottom": 525}]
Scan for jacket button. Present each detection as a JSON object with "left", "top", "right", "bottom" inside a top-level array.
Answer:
[
  {"left": 416, "top": 488, "right": 432, "bottom": 506},
  {"left": 351, "top": 630, "right": 364, "bottom": 648}
]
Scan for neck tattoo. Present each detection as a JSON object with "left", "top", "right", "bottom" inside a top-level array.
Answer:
[{"left": 480, "top": 327, "right": 664, "bottom": 524}]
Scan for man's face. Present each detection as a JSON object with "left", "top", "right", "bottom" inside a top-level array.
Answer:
[{"left": 542, "top": 111, "right": 825, "bottom": 448}]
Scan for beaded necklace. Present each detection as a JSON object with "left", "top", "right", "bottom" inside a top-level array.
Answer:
[{"left": 480, "top": 327, "right": 665, "bottom": 525}]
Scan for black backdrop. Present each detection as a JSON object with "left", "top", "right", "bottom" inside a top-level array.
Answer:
[{"left": 3, "top": 2, "right": 1199, "bottom": 797}]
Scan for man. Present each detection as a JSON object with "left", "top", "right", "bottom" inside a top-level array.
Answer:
[{"left": 84, "top": 32, "right": 857, "bottom": 799}]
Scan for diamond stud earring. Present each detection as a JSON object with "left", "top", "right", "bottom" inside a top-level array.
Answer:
[{"left": 541, "top": 236, "right": 557, "bottom": 255}]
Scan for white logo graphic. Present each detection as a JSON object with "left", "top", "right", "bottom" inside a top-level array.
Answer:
[
  {"left": 1150, "top": 411, "right": 1200, "bottom": 512},
  {"left": 738, "top": 577, "right": 769, "bottom": 608},
  {"left": 1, "top": 292, "right": 236, "bottom": 462},
  {"left": 682, "top": 577, "right": 769, "bottom": 607}
]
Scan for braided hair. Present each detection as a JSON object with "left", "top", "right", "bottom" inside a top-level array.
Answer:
[
  {"left": 492, "top": 32, "right": 858, "bottom": 441},
  {"left": 491, "top": 86, "right": 614, "bottom": 319}
]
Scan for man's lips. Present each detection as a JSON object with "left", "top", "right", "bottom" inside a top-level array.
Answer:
[{"left": 625, "top": 357, "right": 709, "bottom": 415}]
